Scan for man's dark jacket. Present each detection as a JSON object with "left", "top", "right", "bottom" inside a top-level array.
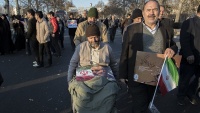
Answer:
[
  {"left": 79, "top": 17, "right": 87, "bottom": 24},
  {"left": 26, "top": 17, "right": 36, "bottom": 40},
  {"left": 179, "top": 16, "right": 200, "bottom": 65},
  {"left": 160, "top": 18, "right": 174, "bottom": 28},
  {"left": 119, "top": 22, "right": 178, "bottom": 87}
]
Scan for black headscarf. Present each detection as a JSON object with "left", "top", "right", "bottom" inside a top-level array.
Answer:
[{"left": 1, "top": 14, "right": 10, "bottom": 30}]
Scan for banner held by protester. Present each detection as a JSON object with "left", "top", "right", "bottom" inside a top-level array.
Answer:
[{"left": 134, "top": 51, "right": 181, "bottom": 86}]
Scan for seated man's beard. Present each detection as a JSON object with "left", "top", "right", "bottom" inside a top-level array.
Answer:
[
  {"left": 88, "top": 21, "right": 97, "bottom": 25},
  {"left": 89, "top": 41, "right": 100, "bottom": 48}
]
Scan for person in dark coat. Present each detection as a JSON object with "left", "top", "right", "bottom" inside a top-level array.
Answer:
[
  {"left": 131, "top": 8, "right": 143, "bottom": 24},
  {"left": 68, "top": 13, "right": 77, "bottom": 50},
  {"left": 120, "top": 13, "right": 132, "bottom": 34},
  {"left": 0, "top": 72, "right": 3, "bottom": 86},
  {"left": 177, "top": 5, "right": 200, "bottom": 106},
  {"left": 0, "top": 14, "right": 14, "bottom": 53},
  {"left": 108, "top": 15, "right": 118, "bottom": 42},
  {"left": 12, "top": 15, "right": 25, "bottom": 51},
  {"left": 79, "top": 10, "right": 87, "bottom": 23},
  {"left": 23, "top": 14, "right": 31, "bottom": 55},
  {"left": 121, "top": 9, "right": 143, "bottom": 42},
  {"left": 0, "top": 16, "right": 6, "bottom": 55},
  {"left": 119, "top": 1, "right": 178, "bottom": 112},
  {"left": 159, "top": 5, "right": 174, "bottom": 28},
  {"left": 103, "top": 18, "right": 109, "bottom": 30},
  {"left": 57, "top": 16, "right": 65, "bottom": 49},
  {"left": 26, "top": 9, "right": 40, "bottom": 67}
]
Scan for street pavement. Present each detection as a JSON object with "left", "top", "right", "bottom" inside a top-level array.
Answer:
[{"left": 0, "top": 28, "right": 200, "bottom": 113}]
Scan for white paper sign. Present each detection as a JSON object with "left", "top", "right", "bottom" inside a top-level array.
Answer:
[{"left": 67, "top": 20, "right": 77, "bottom": 28}]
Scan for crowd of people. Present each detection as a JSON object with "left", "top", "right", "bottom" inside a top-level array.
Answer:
[
  {"left": 0, "top": 6, "right": 142, "bottom": 57},
  {"left": 0, "top": 9, "right": 68, "bottom": 68},
  {"left": 0, "top": 0, "right": 200, "bottom": 112},
  {"left": 68, "top": 1, "right": 200, "bottom": 113}
]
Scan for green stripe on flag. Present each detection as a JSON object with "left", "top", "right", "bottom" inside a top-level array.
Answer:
[{"left": 166, "top": 58, "right": 179, "bottom": 86}]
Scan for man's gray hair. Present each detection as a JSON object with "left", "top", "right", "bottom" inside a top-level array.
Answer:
[{"left": 142, "top": 0, "right": 160, "bottom": 11}]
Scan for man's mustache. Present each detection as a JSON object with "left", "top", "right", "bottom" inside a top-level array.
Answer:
[{"left": 148, "top": 15, "right": 156, "bottom": 18}]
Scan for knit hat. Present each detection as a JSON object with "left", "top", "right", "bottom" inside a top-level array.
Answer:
[
  {"left": 88, "top": 7, "right": 98, "bottom": 18},
  {"left": 131, "top": 9, "right": 142, "bottom": 19},
  {"left": 86, "top": 24, "right": 100, "bottom": 37}
]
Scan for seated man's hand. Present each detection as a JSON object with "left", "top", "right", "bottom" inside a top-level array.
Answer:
[
  {"left": 119, "top": 79, "right": 128, "bottom": 85},
  {"left": 118, "top": 79, "right": 128, "bottom": 91},
  {"left": 91, "top": 65, "right": 106, "bottom": 75}
]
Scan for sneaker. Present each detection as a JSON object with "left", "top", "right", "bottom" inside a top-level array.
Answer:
[
  {"left": 177, "top": 97, "right": 185, "bottom": 106},
  {"left": 26, "top": 52, "right": 31, "bottom": 55},
  {"left": 33, "top": 63, "right": 39, "bottom": 67},
  {"left": 187, "top": 95, "right": 198, "bottom": 105},
  {"left": 33, "top": 63, "right": 43, "bottom": 68},
  {"left": 33, "top": 61, "right": 37, "bottom": 64}
]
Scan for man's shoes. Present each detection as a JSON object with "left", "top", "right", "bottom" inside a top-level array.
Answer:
[
  {"left": 187, "top": 95, "right": 198, "bottom": 105},
  {"left": 177, "top": 97, "right": 185, "bottom": 106},
  {"left": 33, "top": 63, "right": 43, "bottom": 68},
  {"left": 26, "top": 52, "right": 31, "bottom": 55},
  {"left": 44, "top": 64, "right": 51, "bottom": 68},
  {"left": 33, "top": 63, "right": 39, "bottom": 67},
  {"left": 33, "top": 61, "right": 37, "bottom": 64}
]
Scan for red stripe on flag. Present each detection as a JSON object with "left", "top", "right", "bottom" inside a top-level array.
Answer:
[{"left": 159, "top": 75, "right": 168, "bottom": 95}]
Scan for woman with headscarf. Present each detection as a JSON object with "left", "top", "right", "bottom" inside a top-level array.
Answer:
[
  {"left": 0, "top": 14, "right": 14, "bottom": 53},
  {"left": 0, "top": 16, "right": 6, "bottom": 55},
  {"left": 12, "top": 15, "right": 25, "bottom": 51}
]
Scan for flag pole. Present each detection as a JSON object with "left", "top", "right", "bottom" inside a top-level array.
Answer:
[{"left": 149, "top": 56, "right": 167, "bottom": 109}]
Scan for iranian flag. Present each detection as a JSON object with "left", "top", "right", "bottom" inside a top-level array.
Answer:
[{"left": 159, "top": 58, "right": 179, "bottom": 95}]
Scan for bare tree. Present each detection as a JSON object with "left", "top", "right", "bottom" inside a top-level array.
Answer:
[
  {"left": 4, "top": 0, "right": 10, "bottom": 17},
  {"left": 19, "top": 0, "right": 33, "bottom": 9},
  {"left": 181, "top": 0, "right": 200, "bottom": 15},
  {"left": 18, "top": 0, "right": 67, "bottom": 13},
  {"left": 103, "top": 5, "right": 123, "bottom": 18},
  {"left": 158, "top": 0, "right": 167, "bottom": 5},
  {"left": 65, "top": 1, "right": 74, "bottom": 12},
  {"left": 105, "top": 0, "right": 146, "bottom": 17},
  {"left": 28, "top": 0, "right": 31, "bottom": 8},
  {"left": 47, "top": 0, "right": 66, "bottom": 12},
  {"left": 95, "top": 0, "right": 105, "bottom": 8},
  {"left": 174, "top": 0, "right": 197, "bottom": 22},
  {"left": 42, "top": 0, "right": 50, "bottom": 12},
  {"left": 35, "top": 0, "right": 39, "bottom": 10},
  {"left": 15, "top": 0, "right": 20, "bottom": 15}
]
